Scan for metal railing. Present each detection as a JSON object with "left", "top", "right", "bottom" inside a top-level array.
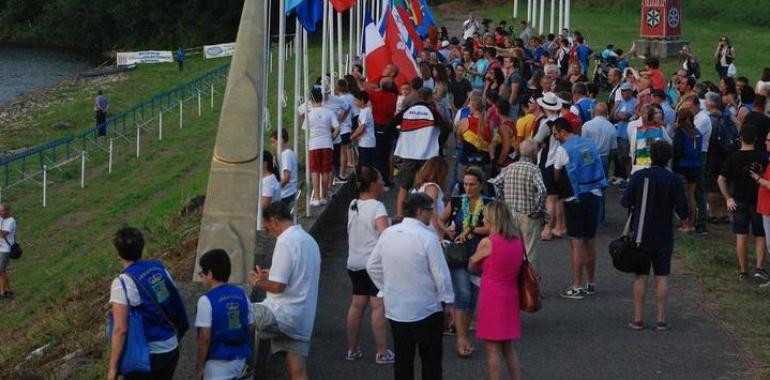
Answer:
[{"left": 0, "top": 64, "right": 230, "bottom": 201}]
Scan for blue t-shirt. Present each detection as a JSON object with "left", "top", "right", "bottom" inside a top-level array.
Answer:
[{"left": 472, "top": 58, "right": 489, "bottom": 90}]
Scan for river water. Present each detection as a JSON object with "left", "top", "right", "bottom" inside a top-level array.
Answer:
[{"left": 0, "top": 45, "right": 93, "bottom": 105}]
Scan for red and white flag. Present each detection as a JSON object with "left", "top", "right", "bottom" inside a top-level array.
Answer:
[
  {"left": 384, "top": 7, "right": 419, "bottom": 86},
  {"left": 363, "top": 11, "right": 392, "bottom": 84}
]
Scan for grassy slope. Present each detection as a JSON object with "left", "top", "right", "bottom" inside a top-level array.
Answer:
[
  {"left": 474, "top": 2, "right": 770, "bottom": 84},
  {"left": 1, "top": 45, "right": 321, "bottom": 377},
  {"left": 472, "top": 3, "right": 770, "bottom": 376}
]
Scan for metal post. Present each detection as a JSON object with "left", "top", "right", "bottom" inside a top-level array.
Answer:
[
  {"left": 293, "top": 19, "right": 302, "bottom": 223},
  {"left": 550, "top": 0, "right": 555, "bottom": 34},
  {"left": 531, "top": 0, "right": 536, "bottom": 27},
  {"left": 198, "top": 90, "right": 202, "bottom": 116},
  {"left": 514, "top": 0, "right": 519, "bottom": 19},
  {"left": 42, "top": 166, "right": 47, "bottom": 208},
  {"left": 136, "top": 127, "right": 141, "bottom": 158},
  {"left": 210, "top": 82, "right": 215, "bottom": 108},
  {"left": 159, "top": 111, "right": 164, "bottom": 140},
  {"left": 303, "top": 29, "right": 311, "bottom": 217},
  {"left": 559, "top": 0, "right": 564, "bottom": 32},
  {"left": 108, "top": 139, "right": 113, "bottom": 174},
  {"left": 348, "top": 7, "right": 353, "bottom": 74},
  {"left": 539, "top": 0, "right": 545, "bottom": 35},
  {"left": 277, "top": 0, "right": 286, "bottom": 163},
  {"left": 80, "top": 151, "right": 86, "bottom": 188},
  {"left": 179, "top": 100, "right": 183, "bottom": 129},
  {"left": 321, "top": 0, "right": 328, "bottom": 101},
  {"left": 329, "top": 3, "right": 336, "bottom": 85},
  {"left": 565, "top": 0, "right": 570, "bottom": 30}
]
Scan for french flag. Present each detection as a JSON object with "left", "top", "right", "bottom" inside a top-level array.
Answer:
[{"left": 362, "top": 11, "right": 391, "bottom": 85}]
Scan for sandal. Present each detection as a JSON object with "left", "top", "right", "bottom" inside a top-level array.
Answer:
[
  {"left": 656, "top": 322, "right": 669, "bottom": 331},
  {"left": 456, "top": 344, "right": 475, "bottom": 358},
  {"left": 627, "top": 321, "right": 644, "bottom": 331}
]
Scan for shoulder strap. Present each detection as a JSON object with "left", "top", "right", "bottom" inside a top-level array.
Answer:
[
  {"left": 636, "top": 177, "right": 650, "bottom": 245},
  {"left": 118, "top": 277, "right": 131, "bottom": 310},
  {"left": 1, "top": 219, "right": 11, "bottom": 246},
  {"left": 124, "top": 272, "right": 176, "bottom": 331}
]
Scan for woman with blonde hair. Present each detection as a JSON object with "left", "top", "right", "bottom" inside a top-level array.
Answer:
[
  {"left": 458, "top": 96, "right": 494, "bottom": 175},
  {"left": 469, "top": 201, "right": 524, "bottom": 380}
]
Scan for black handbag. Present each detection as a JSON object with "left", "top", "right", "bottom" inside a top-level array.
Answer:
[
  {"left": 1, "top": 218, "right": 21, "bottom": 259},
  {"left": 442, "top": 241, "right": 468, "bottom": 269},
  {"left": 609, "top": 177, "right": 650, "bottom": 273}
]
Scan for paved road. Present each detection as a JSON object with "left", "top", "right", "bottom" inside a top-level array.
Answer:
[{"left": 290, "top": 183, "right": 752, "bottom": 380}]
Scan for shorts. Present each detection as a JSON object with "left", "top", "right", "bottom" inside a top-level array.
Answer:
[
  {"left": 675, "top": 167, "right": 702, "bottom": 184},
  {"left": 616, "top": 139, "right": 630, "bottom": 159},
  {"left": 541, "top": 166, "right": 559, "bottom": 195},
  {"left": 340, "top": 132, "right": 351, "bottom": 145},
  {"left": 347, "top": 269, "right": 379, "bottom": 296},
  {"left": 564, "top": 193, "right": 601, "bottom": 240},
  {"left": 358, "top": 147, "right": 376, "bottom": 168},
  {"left": 704, "top": 157, "right": 723, "bottom": 193},
  {"left": 0, "top": 251, "right": 9, "bottom": 273},
  {"left": 396, "top": 158, "right": 426, "bottom": 190},
  {"left": 732, "top": 202, "right": 765, "bottom": 236},
  {"left": 450, "top": 268, "right": 478, "bottom": 311},
  {"left": 253, "top": 303, "right": 311, "bottom": 357},
  {"left": 634, "top": 247, "right": 673, "bottom": 276},
  {"left": 308, "top": 148, "right": 333, "bottom": 173}
]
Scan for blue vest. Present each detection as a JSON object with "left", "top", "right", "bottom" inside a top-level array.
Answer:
[
  {"left": 205, "top": 284, "right": 252, "bottom": 361},
  {"left": 123, "top": 260, "right": 189, "bottom": 343},
  {"left": 575, "top": 98, "right": 596, "bottom": 125},
  {"left": 561, "top": 136, "right": 608, "bottom": 195}
]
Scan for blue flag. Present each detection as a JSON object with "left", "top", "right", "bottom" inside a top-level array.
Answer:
[
  {"left": 415, "top": 0, "right": 436, "bottom": 37},
  {"left": 290, "top": 0, "right": 323, "bottom": 33}
]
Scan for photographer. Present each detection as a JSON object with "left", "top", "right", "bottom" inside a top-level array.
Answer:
[
  {"left": 717, "top": 123, "right": 769, "bottom": 282},
  {"left": 714, "top": 36, "right": 735, "bottom": 79}
]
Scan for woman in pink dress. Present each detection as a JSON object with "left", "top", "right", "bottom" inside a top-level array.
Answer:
[{"left": 469, "top": 201, "right": 524, "bottom": 380}]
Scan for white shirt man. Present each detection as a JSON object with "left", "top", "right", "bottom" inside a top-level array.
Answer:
[
  {"left": 462, "top": 16, "right": 479, "bottom": 41},
  {"left": 582, "top": 114, "right": 618, "bottom": 158}
]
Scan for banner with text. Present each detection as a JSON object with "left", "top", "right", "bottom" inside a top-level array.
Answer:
[
  {"left": 117, "top": 51, "right": 174, "bottom": 66},
  {"left": 203, "top": 43, "right": 236, "bottom": 59}
]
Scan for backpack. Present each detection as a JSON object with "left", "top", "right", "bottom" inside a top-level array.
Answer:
[{"left": 710, "top": 111, "right": 740, "bottom": 156}]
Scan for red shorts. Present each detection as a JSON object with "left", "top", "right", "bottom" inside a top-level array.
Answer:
[{"left": 308, "top": 148, "right": 333, "bottom": 173}]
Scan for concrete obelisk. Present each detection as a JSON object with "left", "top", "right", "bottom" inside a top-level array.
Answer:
[{"left": 194, "top": 0, "right": 264, "bottom": 284}]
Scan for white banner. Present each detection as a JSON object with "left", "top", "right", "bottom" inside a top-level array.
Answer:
[
  {"left": 203, "top": 43, "right": 236, "bottom": 59},
  {"left": 116, "top": 51, "right": 174, "bottom": 66}
]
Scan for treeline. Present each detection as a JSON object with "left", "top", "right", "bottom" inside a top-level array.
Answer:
[{"left": 0, "top": 0, "right": 245, "bottom": 51}]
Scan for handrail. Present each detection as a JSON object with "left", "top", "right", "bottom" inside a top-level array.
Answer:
[{"left": 0, "top": 64, "right": 230, "bottom": 188}]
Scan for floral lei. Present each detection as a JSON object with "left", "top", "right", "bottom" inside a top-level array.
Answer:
[{"left": 461, "top": 195, "right": 483, "bottom": 237}]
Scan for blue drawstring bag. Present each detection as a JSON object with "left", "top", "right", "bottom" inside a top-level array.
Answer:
[{"left": 107, "top": 277, "right": 151, "bottom": 374}]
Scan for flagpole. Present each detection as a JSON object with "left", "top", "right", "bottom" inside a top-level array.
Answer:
[
  {"left": 277, "top": 0, "right": 286, "bottom": 165},
  {"left": 321, "top": 0, "right": 328, "bottom": 100},
  {"left": 558, "top": 0, "right": 564, "bottom": 33},
  {"left": 258, "top": 0, "right": 271, "bottom": 229},
  {"left": 349, "top": 7, "right": 354, "bottom": 74},
  {"left": 538, "top": 0, "right": 545, "bottom": 35},
  {"left": 329, "top": 3, "right": 336, "bottom": 86},
  {"left": 531, "top": 0, "right": 536, "bottom": 29},
  {"left": 527, "top": 0, "right": 531, "bottom": 24},
  {"left": 303, "top": 28, "right": 311, "bottom": 217},
  {"left": 292, "top": 19, "right": 301, "bottom": 221},
  {"left": 549, "top": 0, "right": 555, "bottom": 34},
  {"left": 565, "top": 0, "right": 570, "bottom": 30},
  {"left": 356, "top": 0, "right": 362, "bottom": 60},
  {"left": 337, "top": 10, "right": 344, "bottom": 77},
  {"left": 513, "top": 0, "right": 519, "bottom": 19}
]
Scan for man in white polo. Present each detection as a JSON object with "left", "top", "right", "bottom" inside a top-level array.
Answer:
[{"left": 250, "top": 202, "right": 321, "bottom": 380}]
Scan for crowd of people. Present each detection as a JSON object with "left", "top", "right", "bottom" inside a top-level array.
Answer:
[{"left": 96, "top": 13, "right": 770, "bottom": 380}]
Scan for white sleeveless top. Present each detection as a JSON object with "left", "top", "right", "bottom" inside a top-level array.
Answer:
[{"left": 413, "top": 182, "right": 445, "bottom": 237}]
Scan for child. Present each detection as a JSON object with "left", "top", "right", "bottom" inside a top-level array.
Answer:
[
  {"left": 270, "top": 129, "right": 299, "bottom": 205},
  {"left": 301, "top": 87, "right": 339, "bottom": 206},
  {"left": 195, "top": 249, "right": 252, "bottom": 380},
  {"left": 351, "top": 91, "right": 376, "bottom": 168},
  {"left": 332, "top": 80, "right": 355, "bottom": 182}
]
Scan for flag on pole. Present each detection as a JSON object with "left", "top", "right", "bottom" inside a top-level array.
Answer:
[
  {"left": 393, "top": 5, "right": 423, "bottom": 53},
  {"left": 415, "top": 0, "right": 436, "bottom": 37},
  {"left": 406, "top": 0, "right": 423, "bottom": 26},
  {"left": 330, "top": 0, "right": 356, "bottom": 12},
  {"left": 362, "top": 10, "right": 392, "bottom": 84},
  {"left": 289, "top": 0, "right": 324, "bottom": 32},
  {"left": 383, "top": 7, "right": 419, "bottom": 86}
]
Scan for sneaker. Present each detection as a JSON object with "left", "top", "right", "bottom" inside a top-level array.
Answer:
[
  {"left": 310, "top": 199, "right": 322, "bottom": 207},
  {"left": 754, "top": 268, "right": 770, "bottom": 281},
  {"left": 759, "top": 281, "right": 770, "bottom": 289},
  {"left": 345, "top": 349, "right": 363, "bottom": 361},
  {"left": 559, "top": 287, "right": 586, "bottom": 300},
  {"left": 739, "top": 272, "right": 749, "bottom": 281},
  {"left": 375, "top": 350, "right": 395, "bottom": 364},
  {"left": 610, "top": 177, "right": 622, "bottom": 186},
  {"left": 584, "top": 283, "right": 596, "bottom": 295},
  {"left": 333, "top": 176, "right": 348, "bottom": 184}
]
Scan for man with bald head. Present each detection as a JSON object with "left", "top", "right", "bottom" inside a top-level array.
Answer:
[
  {"left": 495, "top": 139, "right": 547, "bottom": 268},
  {"left": 582, "top": 103, "right": 617, "bottom": 226},
  {"left": 0, "top": 203, "right": 16, "bottom": 299}
]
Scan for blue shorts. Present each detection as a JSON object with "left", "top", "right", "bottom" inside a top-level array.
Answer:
[{"left": 450, "top": 268, "right": 478, "bottom": 311}]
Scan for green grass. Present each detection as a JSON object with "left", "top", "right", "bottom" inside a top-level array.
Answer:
[
  {"left": 472, "top": 2, "right": 770, "bottom": 84},
  {"left": 1, "top": 46, "right": 323, "bottom": 377}
]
